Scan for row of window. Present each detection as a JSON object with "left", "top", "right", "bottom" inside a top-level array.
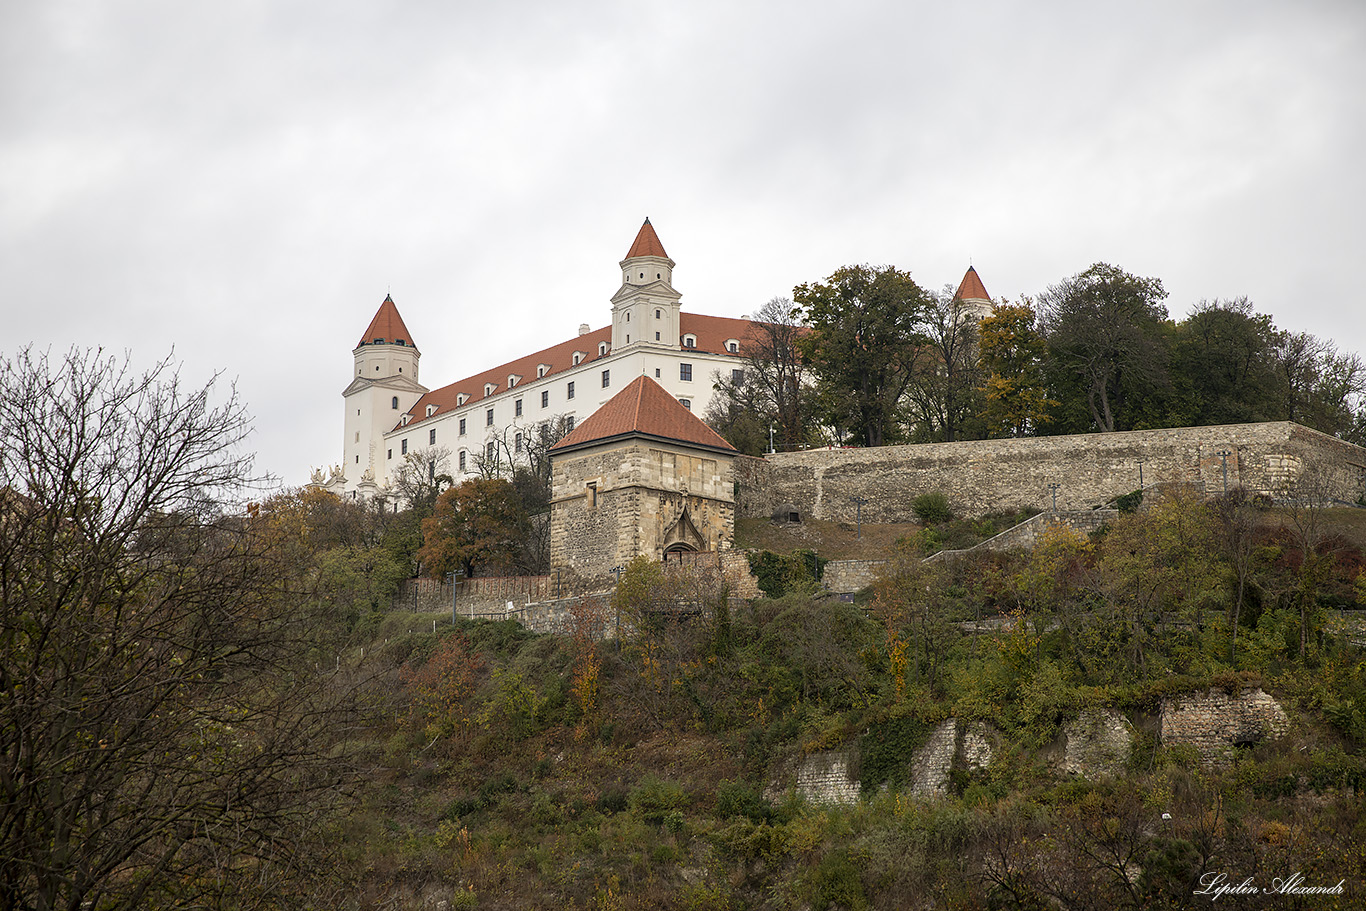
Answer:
[{"left": 388, "top": 416, "right": 581, "bottom": 472}]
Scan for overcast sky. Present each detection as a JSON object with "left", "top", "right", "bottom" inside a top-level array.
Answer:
[{"left": 3, "top": 0, "right": 1363, "bottom": 487}]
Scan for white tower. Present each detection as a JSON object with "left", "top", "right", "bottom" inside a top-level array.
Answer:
[
  {"left": 341, "top": 295, "right": 428, "bottom": 494},
  {"left": 610, "top": 218, "right": 682, "bottom": 352}
]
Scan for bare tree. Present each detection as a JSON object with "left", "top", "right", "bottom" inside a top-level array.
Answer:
[
  {"left": 903, "top": 287, "right": 985, "bottom": 442},
  {"left": 391, "top": 444, "right": 452, "bottom": 512},
  {"left": 0, "top": 348, "right": 353, "bottom": 910}
]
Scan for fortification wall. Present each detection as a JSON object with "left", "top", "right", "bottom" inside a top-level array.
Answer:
[{"left": 748, "top": 422, "right": 1366, "bottom": 522}]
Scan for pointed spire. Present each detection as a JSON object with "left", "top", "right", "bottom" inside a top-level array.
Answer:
[
  {"left": 552, "top": 376, "right": 735, "bottom": 454},
  {"left": 625, "top": 217, "right": 669, "bottom": 259},
  {"left": 358, "top": 294, "right": 417, "bottom": 350},
  {"left": 955, "top": 266, "right": 990, "bottom": 303}
]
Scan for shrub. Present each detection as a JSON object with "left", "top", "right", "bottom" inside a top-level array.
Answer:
[
  {"left": 1115, "top": 489, "right": 1143, "bottom": 513},
  {"left": 913, "top": 491, "right": 952, "bottom": 525},
  {"left": 628, "top": 776, "right": 690, "bottom": 823},
  {"left": 716, "top": 780, "right": 774, "bottom": 823}
]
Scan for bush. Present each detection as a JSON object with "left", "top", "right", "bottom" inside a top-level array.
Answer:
[
  {"left": 716, "top": 780, "right": 774, "bottom": 823},
  {"left": 628, "top": 776, "right": 690, "bottom": 823},
  {"left": 913, "top": 491, "right": 953, "bottom": 525},
  {"left": 1115, "top": 489, "right": 1143, "bottom": 513}
]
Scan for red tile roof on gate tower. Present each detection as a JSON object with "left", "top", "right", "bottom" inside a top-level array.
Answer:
[
  {"left": 357, "top": 294, "right": 418, "bottom": 350},
  {"left": 551, "top": 376, "right": 736, "bottom": 454},
  {"left": 955, "top": 266, "right": 990, "bottom": 302},
  {"left": 625, "top": 218, "right": 669, "bottom": 259},
  {"left": 391, "top": 311, "right": 754, "bottom": 433}
]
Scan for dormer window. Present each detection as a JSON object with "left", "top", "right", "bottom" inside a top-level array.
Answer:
[
  {"left": 374, "top": 338, "right": 384, "bottom": 344},
  {"left": 508, "top": 374, "right": 520, "bottom": 388},
  {"left": 682, "top": 334, "right": 697, "bottom": 348},
  {"left": 484, "top": 383, "right": 496, "bottom": 396},
  {"left": 537, "top": 364, "right": 550, "bottom": 378},
  {"left": 598, "top": 342, "right": 608, "bottom": 356},
  {"left": 572, "top": 352, "right": 584, "bottom": 365},
  {"left": 396, "top": 339, "right": 405, "bottom": 346},
  {"left": 425, "top": 404, "right": 436, "bottom": 417},
  {"left": 726, "top": 339, "right": 739, "bottom": 353},
  {"left": 401, "top": 414, "right": 411, "bottom": 426},
  {"left": 456, "top": 393, "right": 469, "bottom": 406}
]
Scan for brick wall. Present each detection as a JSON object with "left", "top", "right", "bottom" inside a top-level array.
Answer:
[{"left": 746, "top": 422, "right": 1366, "bottom": 522}]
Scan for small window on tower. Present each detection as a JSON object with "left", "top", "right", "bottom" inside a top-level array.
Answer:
[
  {"left": 655, "top": 309, "right": 661, "bottom": 319},
  {"left": 599, "top": 342, "right": 607, "bottom": 356},
  {"left": 392, "top": 396, "right": 398, "bottom": 409},
  {"left": 626, "top": 312, "right": 631, "bottom": 322}
]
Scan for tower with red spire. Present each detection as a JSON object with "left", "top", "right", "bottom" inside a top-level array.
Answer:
[
  {"left": 610, "top": 217, "right": 682, "bottom": 352},
  {"left": 340, "top": 295, "right": 429, "bottom": 495}
]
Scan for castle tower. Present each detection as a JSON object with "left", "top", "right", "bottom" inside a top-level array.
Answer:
[
  {"left": 341, "top": 295, "right": 428, "bottom": 493},
  {"left": 955, "top": 266, "right": 994, "bottom": 322},
  {"left": 610, "top": 218, "right": 682, "bottom": 352},
  {"left": 548, "top": 376, "right": 737, "bottom": 579}
]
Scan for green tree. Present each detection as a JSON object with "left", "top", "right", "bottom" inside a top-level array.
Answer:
[
  {"left": 1039, "top": 263, "right": 1172, "bottom": 433},
  {"left": 1171, "top": 298, "right": 1281, "bottom": 426},
  {"left": 419, "top": 477, "right": 530, "bottom": 578},
  {"left": 795, "top": 264, "right": 931, "bottom": 446}
]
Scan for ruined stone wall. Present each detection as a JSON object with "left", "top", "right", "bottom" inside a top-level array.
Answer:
[
  {"left": 792, "top": 750, "right": 861, "bottom": 806},
  {"left": 748, "top": 422, "right": 1366, "bottom": 522},
  {"left": 1159, "top": 687, "right": 1290, "bottom": 765}
]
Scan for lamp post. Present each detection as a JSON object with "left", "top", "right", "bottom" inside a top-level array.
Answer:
[
  {"left": 1136, "top": 459, "right": 1146, "bottom": 489},
  {"left": 851, "top": 495, "right": 869, "bottom": 539},
  {"left": 1048, "top": 483, "right": 1061, "bottom": 512}
]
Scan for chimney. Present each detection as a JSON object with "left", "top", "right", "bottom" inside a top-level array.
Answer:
[{"left": 578, "top": 323, "right": 591, "bottom": 336}]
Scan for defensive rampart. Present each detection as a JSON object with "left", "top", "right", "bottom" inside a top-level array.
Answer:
[{"left": 745, "top": 421, "right": 1366, "bottom": 522}]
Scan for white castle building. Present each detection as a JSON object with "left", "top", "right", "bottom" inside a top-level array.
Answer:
[
  {"left": 314, "top": 218, "right": 994, "bottom": 499},
  {"left": 317, "top": 219, "right": 761, "bottom": 498}
]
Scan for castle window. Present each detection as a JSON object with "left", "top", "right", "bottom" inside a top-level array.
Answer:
[
  {"left": 682, "top": 334, "right": 696, "bottom": 348},
  {"left": 374, "top": 338, "right": 384, "bottom": 344},
  {"left": 655, "top": 368, "right": 661, "bottom": 378},
  {"left": 586, "top": 480, "right": 597, "bottom": 509},
  {"left": 401, "top": 439, "right": 408, "bottom": 455},
  {"left": 459, "top": 450, "right": 467, "bottom": 471},
  {"left": 486, "top": 408, "right": 494, "bottom": 426},
  {"left": 457, "top": 393, "right": 468, "bottom": 406},
  {"left": 397, "top": 339, "right": 405, "bottom": 345},
  {"left": 567, "top": 381, "right": 575, "bottom": 400},
  {"left": 598, "top": 342, "right": 607, "bottom": 356},
  {"left": 566, "top": 416, "right": 575, "bottom": 432},
  {"left": 639, "top": 272, "right": 644, "bottom": 279},
  {"left": 732, "top": 368, "right": 745, "bottom": 385},
  {"left": 655, "top": 332, "right": 660, "bottom": 341},
  {"left": 515, "top": 432, "right": 523, "bottom": 453},
  {"left": 680, "top": 399, "right": 691, "bottom": 410},
  {"left": 625, "top": 312, "right": 630, "bottom": 322},
  {"left": 656, "top": 273, "right": 661, "bottom": 279},
  {"left": 573, "top": 352, "right": 584, "bottom": 365},
  {"left": 726, "top": 339, "right": 739, "bottom": 353},
  {"left": 484, "top": 383, "right": 495, "bottom": 396},
  {"left": 655, "top": 309, "right": 661, "bottom": 319},
  {"left": 356, "top": 455, "right": 359, "bottom": 463},
  {"left": 459, "top": 417, "right": 467, "bottom": 435},
  {"left": 387, "top": 448, "right": 392, "bottom": 460},
  {"left": 486, "top": 441, "right": 496, "bottom": 461},
  {"left": 601, "top": 369, "right": 610, "bottom": 388},
  {"left": 508, "top": 374, "right": 520, "bottom": 388},
  {"left": 680, "top": 363, "right": 692, "bottom": 382},
  {"left": 627, "top": 335, "right": 630, "bottom": 343},
  {"left": 429, "top": 428, "right": 436, "bottom": 445},
  {"left": 426, "top": 404, "right": 436, "bottom": 417},
  {"left": 515, "top": 398, "right": 523, "bottom": 417},
  {"left": 355, "top": 432, "right": 360, "bottom": 443},
  {"left": 541, "top": 390, "right": 549, "bottom": 408},
  {"left": 537, "top": 364, "right": 549, "bottom": 378}
]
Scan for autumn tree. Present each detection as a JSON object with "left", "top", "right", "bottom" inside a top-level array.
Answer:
[
  {"left": 1038, "top": 263, "right": 1171, "bottom": 433},
  {"left": 419, "top": 477, "right": 530, "bottom": 578},
  {"left": 1171, "top": 298, "right": 1282, "bottom": 426},
  {"left": 0, "top": 347, "right": 352, "bottom": 910},
  {"left": 978, "top": 299, "right": 1054, "bottom": 437},
  {"left": 903, "top": 287, "right": 985, "bottom": 442},
  {"left": 707, "top": 297, "right": 813, "bottom": 453},
  {"left": 795, "top": 264, "right": 931, "bottom": 446}
]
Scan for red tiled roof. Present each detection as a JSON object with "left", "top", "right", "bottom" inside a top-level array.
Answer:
[
  {"left": 395, "top": 311, "right": 754, "bottom": 431},
  {"left": 358, "top": 295, "right": 418, "bottom": 350},
  {"left": 625, "top": 218, "right": 669, "bottom": 259},
  {"left": 551, "top": 376, "right": 736, "bottom": 454},
  {"left": 955, "top": 266, "right": 990, "bottom": 302}
]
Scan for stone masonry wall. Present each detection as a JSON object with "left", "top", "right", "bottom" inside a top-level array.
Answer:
[
  {"left": 746, "top": 422, "right": 1366, "bottom": 522},
  {"left": 1159, "top": 687, "right": 1290, "bottom": 765},
  {"left": 823, "top": 559, "right": 885, "bottom": 594},
  {"left": 792, "top": 750, "right": 861, "bottom": 806}
]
